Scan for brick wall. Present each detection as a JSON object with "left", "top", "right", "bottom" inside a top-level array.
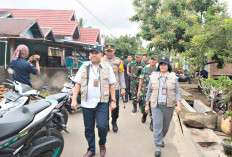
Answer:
[{"left": 209, "top": 63, "right": 232, "bottom": 78}]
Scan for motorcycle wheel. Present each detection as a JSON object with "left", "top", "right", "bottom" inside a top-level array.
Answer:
[
  {"left": 26, "top": 128, "right": 64, "bottom": 157},
  {"left": 188, "top": 77, "right": 193, "bottom": 84}
]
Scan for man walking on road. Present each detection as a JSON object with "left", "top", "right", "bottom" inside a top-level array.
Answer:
[
  {"left": 124, "top": 54, "right": 133, "bottom": 102},
  {"left": 137, "top": 54, "right": 158, "bottom": 130},
  {"left": 127, "top": 53, "right": 146, "bottom": 113},
  {"left": 71, "top": 45, "right": 116, "bottom": 157},
  {"left": 101, "top": 44, "right": 126, "bottom": 132}
]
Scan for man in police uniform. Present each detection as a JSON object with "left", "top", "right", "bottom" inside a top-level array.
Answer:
[
  {"left": 127, "top": 53, "right": 146, "bottom": 113},
  {"left": 137, "top": 54, "right": 158, "bottom": 131},
  {"left": 102, "top": 44, "right": 126, "bottom": 132}
]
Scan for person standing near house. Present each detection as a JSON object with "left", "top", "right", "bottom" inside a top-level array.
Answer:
[
  {"left": 137, "top": 54, "right": 158, "bottom": 130},
  {"left": 71, "top": 45, "right": 116, "bottom": 157},
  {"left": 124, "top": 54, "right": 133, "bottom": 102},
  {"left": 101, "top": 44, "right": 126, "bottom": 132},
  {"left": 10, "top": 44, "right": 40, "bottom": 87},
  {"left": 127, "top": 53, "right": 146, "bottom": 113},
  {"left": 145, "top": 56, "right": 181, "bottom": 157}
]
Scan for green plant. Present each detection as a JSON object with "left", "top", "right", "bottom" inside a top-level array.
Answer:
[{"left": 201, "top": 76, "right": 232, "bottom": 112}]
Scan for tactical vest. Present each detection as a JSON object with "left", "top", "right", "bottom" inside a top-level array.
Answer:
[
  {"left": 80, "top": 61, "right": 110, "bottom": 103},
  {"left": 101, "top": 57, "right": 125, "bottom": 90},
  {"left": 150, "top": 72, "right": 177, "bottom": 108}
]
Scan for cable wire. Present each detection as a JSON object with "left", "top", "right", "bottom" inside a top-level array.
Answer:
[{"left": 76, "top": 0, "right": 120, "bottom": 37}]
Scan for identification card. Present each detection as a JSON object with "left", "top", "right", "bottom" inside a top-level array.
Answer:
[
  {"left": 93, "top": 79, "right": 99, "bottom": 87},
  {"left": 162, "top": 87, "right": 167, "bottom": 95}
]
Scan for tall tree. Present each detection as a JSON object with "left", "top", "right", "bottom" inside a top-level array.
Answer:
[
  {"left": 105, "top": 35, "right": 143, "bottom": 57},
  {"left": 130, "top": 0, "right": 196, "bottom": 54},
  {"left": 183, "top": 8, "right": 232, "bottom": 68},
  {"left": 79, "top": 18, "right": 86, "bottom": 28}
]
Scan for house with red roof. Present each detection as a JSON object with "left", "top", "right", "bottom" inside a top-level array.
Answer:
[
  {"left": 0, "top": 9, "right": 102, "bottom": 68},
  {"left": 0, "top": 9, "right": 102, "bottom": 89}
]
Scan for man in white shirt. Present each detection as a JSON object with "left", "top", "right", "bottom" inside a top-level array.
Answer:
[{"left": 71, "top": 45, "right": 116, "bottom": 157}]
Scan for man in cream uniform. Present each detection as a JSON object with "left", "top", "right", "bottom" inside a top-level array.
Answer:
[{"left": 71, "top": 45, "right": 116, "bottom": 157}]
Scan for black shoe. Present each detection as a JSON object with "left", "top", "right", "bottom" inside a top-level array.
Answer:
[
  {"left": 155, "top": 150, "right": 161, "bottom": 157},
  {"left": 124, "top": 100, "right": 128, "bottom": 103},
  {"left": 161, "top": 141, "right": 164, "bottom": 147},
  {"left": 132, "top": 108, "right": 137, "bottom": 113},
  {"left": 129, "top": 98, "right": 132, "bottom": 100},
  {"left": 132, "top": 104, "right": 137, "bottom": 113},
  {"left": 150, "top": 120, "right": 153, "bottom": 131},
  {"left": 141, "top": 114, "right": 147, "bottom": 123},
  {"left": 112, "top": 122, "right": 118, "bottom": 132}
]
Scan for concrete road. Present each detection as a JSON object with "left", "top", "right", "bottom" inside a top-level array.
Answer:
[{"left": 61, "top": 100, "right": 201, "bottom": 157}]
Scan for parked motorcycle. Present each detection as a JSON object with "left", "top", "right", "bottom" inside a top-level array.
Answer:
[
  {"left": 176, "top": 71, "right": 193, "bottom": 84},
  {"left": 0, "top": 79, "right": 45, "bottom": 117},
  {"left": 213, "top": 91, "right": 228, "bottom": 112},
  {"left": 0, "top": 99, "right": 68, "bottom": 157},
  {"left": 61, "top": 74, "right": 81, "bottom": 114},
  {"left": 0, "top": 79, "right": 70, "bottom": 131}
]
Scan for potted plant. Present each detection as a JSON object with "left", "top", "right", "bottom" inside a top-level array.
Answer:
[
  {"left": 201, "top": 76, "right": 232, "bottom": 129},
  {"left": 219, "top": 110, "right": 232, "bottom": 155}
]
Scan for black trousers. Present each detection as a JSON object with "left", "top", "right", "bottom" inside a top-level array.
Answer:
[
  {"left": 125, "top": 76, "right": 131, "bottom": 101},
  {"left": 109, "top": 90, "right": 120, "bottom": 122}
]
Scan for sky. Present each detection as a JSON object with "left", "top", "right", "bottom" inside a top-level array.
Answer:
[
  {"left": 0, "top": 0, "right": 140, "bottom": 37},
  {"left": 0, "top": 0, "right": 232, "bottom": 38}
]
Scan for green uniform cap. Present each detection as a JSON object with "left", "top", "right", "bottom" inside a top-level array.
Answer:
[
  {"left": 135, "top": 53, "right": 142, "bottom": 57},
  {"left": 150, "top": 54, "right": 158, "bottom": 60}
]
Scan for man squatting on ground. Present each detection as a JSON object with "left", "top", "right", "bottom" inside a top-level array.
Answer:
[{"left": 71, "top": 45, "right": 117, "bottom": 157}]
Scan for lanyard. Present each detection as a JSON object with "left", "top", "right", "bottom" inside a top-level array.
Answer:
[
  {"left": 91, "top": 65, "right": 100, "bottom": 79},
  {"left": 160, "top": 76, "right": 167, "bottom": 86}
]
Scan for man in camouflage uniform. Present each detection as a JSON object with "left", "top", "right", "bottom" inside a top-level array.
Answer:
[
  {"left": 137, "top": 54, "right": 158, "bottom": 130},
  {"left": 102, "top": 44, "right": 126, "bottom": 132},
  {"left": 127, "top": 53, "right": 146, "bottom": 113}
]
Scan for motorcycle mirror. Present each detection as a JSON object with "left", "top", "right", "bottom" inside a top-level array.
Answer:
[{"left": 7, "top": 68, "right": 14, "bottom": 75}]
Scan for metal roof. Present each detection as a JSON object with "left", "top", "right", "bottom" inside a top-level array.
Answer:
[
  {"left": 0, "top": 18, "right": 43, "bottom": 38},
  {"left": 74, "top": 28, "right": 100, "bottom": 44},
  {"left": 0, "top": 8, "right": 79, "bottom": 37},
  {"left": 0, "top": 11, "right": 13, "bottom": 18}
]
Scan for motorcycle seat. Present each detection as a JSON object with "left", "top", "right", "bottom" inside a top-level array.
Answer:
[
  {"left": 0, "top": 101, "right": 51, "bottom": 141},
  {"left": 45, "top": 93, "right": 67, "bottom": 103}
]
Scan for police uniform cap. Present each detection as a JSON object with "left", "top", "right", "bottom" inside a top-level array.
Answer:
[{"left": 104, "top": 44, "right": 115, "bottom": 51}]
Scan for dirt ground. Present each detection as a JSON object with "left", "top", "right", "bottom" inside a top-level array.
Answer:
[{"left": 179, "top": 81, "right": 209, "bottom": 106}]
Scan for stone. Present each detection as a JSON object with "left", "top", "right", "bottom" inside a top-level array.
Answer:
[{"left": 182, "top": 112, "right": 205, "bottom": 129}]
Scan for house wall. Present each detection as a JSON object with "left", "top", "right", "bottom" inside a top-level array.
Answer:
[
  {"left": 0, "top": 66, "right": 77, "bottom": 91},
  {"left": 0, "top": 67, "right": 11, "bottom": 84},
  {"left": 15, "top": 40, "right": 48, "bottom": 55},
  {"left": 209, "top": 63, "right": 232, "bottom": 78},
  {"left": 30, "top": 67, "right": 70, "bottom": 90},
  {"left": 0, "top": 42, "right": 10, "bottom": 66}
]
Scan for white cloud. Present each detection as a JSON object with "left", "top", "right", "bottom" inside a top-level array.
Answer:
[{"left": 0, "top": 0, "right": 140, "bottom": 37}]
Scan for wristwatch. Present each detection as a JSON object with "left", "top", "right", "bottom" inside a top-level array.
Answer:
[{"left": 111, "top": 99, "right": 116, "bottom": 102}]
